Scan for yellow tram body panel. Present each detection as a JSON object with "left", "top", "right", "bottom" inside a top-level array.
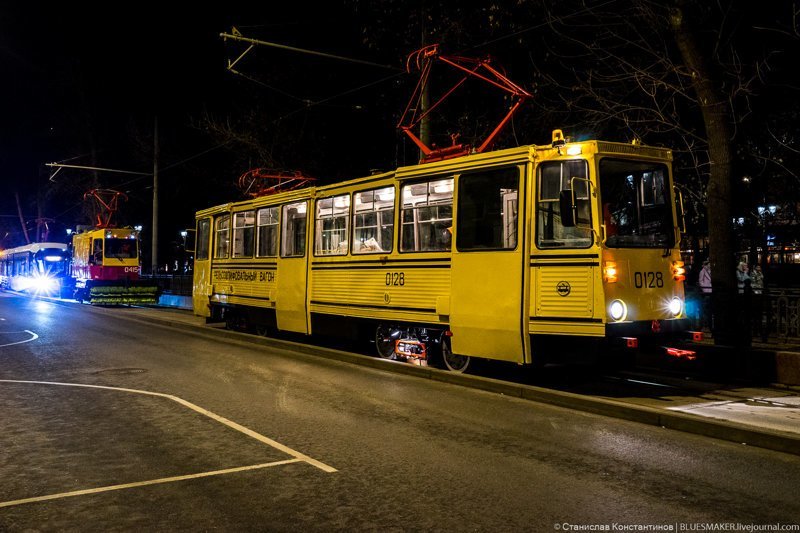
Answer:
[
  {"left": 530, "top": 261, "right": 604, "bottom": 337},
  {"left": 208, "top": 261, "right": 276, "bottom": 307},
  {"left": 310, "top": 260, "right": 451, "bottom": 324},
  {"left": 600, "top": 248, "right": 686, "bottom": 322}
]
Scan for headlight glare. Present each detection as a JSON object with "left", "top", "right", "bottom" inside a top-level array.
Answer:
[
  {"left": 669, "top": 297, "right": 683, "bottom": 317},
  {"left": 609, "top": 299, "right": 627, "bottom": 322}
]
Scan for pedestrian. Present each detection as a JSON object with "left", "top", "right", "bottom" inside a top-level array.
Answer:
[
  {"left": 750, "top": 264, "right": 764, "bottom": 295},
  {"left": 698, "top": 260, "right": 712, "bottom": 293},
  {"left": 736, "top": 262, "right": 750, "bottom": 293},
  {"left": 750, "top": 263, "right": 766, "bottom": 339}
]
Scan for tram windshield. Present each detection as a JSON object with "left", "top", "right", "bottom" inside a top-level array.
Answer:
[
  {"left": 599, "top": 159, "right": 674, "bottom": 248},
  {"left": 34, "top": 249, "right": 69, "bottom": 276},
  {"left": 105, "top": 238, "right": 138, "bottom": 259}
]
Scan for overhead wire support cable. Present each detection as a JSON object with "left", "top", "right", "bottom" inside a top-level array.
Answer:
[
  {"left": 220, "top": 29, "right": 403, "bottom": 71},
  {"left": 45, "top": 163, "right": 151, "bottom": 181}
]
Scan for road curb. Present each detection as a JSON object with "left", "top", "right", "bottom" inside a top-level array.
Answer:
[{"left": 98, "top": 307, "right": 800, "bottom": 457}]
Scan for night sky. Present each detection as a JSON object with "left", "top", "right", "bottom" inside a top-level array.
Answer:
[
  {"left": 2, "top": 1, "right": 798, "bottom": 262},
  {"left": 0, "top": 2, "right": 406, "bottom": 255}
]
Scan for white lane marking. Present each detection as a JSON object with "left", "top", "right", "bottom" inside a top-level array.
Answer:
[
  {"left": 0, "top": 330, "right": 39, "bottom": 348},
  {"left": 0, "top": 380, "right": 337, "bottom": 473},
  {"left": 0, "top": 459, "right": 301, "bottom": 508}
]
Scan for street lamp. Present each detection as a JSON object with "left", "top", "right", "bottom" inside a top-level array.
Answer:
[{"left": 179, "top": 230, "right": 189, "bottom": 274}]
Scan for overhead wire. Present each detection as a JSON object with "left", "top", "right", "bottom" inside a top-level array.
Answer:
[
  {"left": 222, "top": 4, "right": 625, "bottom": 157},
  {"left": 270, "top": 72, "right": 405, "bottom": 123},
  {"left": 221, "top": 30, "right": 407, "bottom": 123}
]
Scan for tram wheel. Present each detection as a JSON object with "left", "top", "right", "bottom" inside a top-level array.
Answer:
[
  {"left": 441, "top": 337, "right": 470, "bottom": 373},
  {"left": 374, "top": 325, "right": 396, "bottom": 359}
]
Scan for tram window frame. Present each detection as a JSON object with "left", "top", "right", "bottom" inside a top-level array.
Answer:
[
  {"left": 353, "top": 186, "right": 395, "bottom": 254},
  {"left": 456, "top": 167, "right": 520, "bottom": 252},
  {"left": 314, "top": 194, "right": 351, "bottom": 256},
  {"left": 400, "top": 177, "right": 454, "bottom": 253},
  {"left": 536, "top": 160, "right": 593, "bottom": 249},
  {"left": 214, "top": 214, "right": 231, "bottom": 258},
  {"left": 256, "top": 207, "right": 279, "bottom": 258},
  {"left": 232, "top": 210, "right": 255, "bottom": 258},
  {"left": 91, "top": 238, "right": 104, "bottom": 264},
  {"left": 196, "top": 218, "right": 211, "bottom": 261},
  {"left": 281, "top": 201, "right": 308, "bottom": 258}
]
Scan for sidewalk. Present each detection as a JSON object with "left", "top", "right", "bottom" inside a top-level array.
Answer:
[{"left": 95, "top": 304, "right": 800, "bottom": 456}]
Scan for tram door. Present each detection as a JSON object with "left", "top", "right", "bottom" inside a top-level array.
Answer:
[
  {"left": 192, "top": 218, "right": 213, "bottom": 317},
  {"left": 449, "top": 167, "right": 526, "bottom": 363},
  {"left": 276, "top": 201, "right": 310, "bottom": 333}
]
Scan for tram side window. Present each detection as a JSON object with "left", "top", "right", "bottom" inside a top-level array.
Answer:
[
  {"left": 457, "top": 168, "right": 519, "bottom": 251},
  {"left": 353, "top": 187, "right": 394, "bottom": 254},
  {"left": 91, "top": 239, "right": 103, "bottom": 264},
  {"left": 14, "top": 254, "right": 29, "bottom": 275},
  {"left": 400, "top": 178, "right": 453, "bottom": 252},
  {"left": 196, "top": 218, "right": 211, "bottom": 260},
  {"left": 536, "top": 160, "right": 592, "bottom": 249},
  {"left": 232, "top": 211, "right": 255, "bottom": 258},
  {"left": 315, "top": 194, "right": 350, "bottom": 256},
  {"left": 256, "top": 207, "right": 279, "bottom": 257},
  {"left": 281, "top": 202, "right": 307, "bottom": 257},
  {"left": 214, "top": 215, "right": 231, "bottom": 258}
]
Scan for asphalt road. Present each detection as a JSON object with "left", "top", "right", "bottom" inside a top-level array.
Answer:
[{"left": 1, "top": 292, "right": 799, "bottom": 532}]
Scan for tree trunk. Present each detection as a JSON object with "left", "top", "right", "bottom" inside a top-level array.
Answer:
[{"left": 669, "top": 2, "right": 743, "bottom": 346}]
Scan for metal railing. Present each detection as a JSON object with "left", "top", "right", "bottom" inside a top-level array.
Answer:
[
  {"left": 141, "top": 273, "right": 193, "bottom": 297},
  {"left": 685, "top": 285, "right": 800, "bottom": 344}
]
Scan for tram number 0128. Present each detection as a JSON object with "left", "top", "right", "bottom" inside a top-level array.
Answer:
[
  {"left": 386, "top": 272, "right": 405, "bottom": 286},
  {"left": 634, "top": 271, "right": 664, "bottom": 288}
]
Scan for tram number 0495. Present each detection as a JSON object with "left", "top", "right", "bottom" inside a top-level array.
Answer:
[
  {"left": 634, "top": 271, "right": 664, "bottom": 288},
  {"left": 385, "top": 272, "right": 405, "bottom": 286}
]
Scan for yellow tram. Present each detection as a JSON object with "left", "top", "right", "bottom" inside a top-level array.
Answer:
[{"left": 192, "top": 131, "right": 692, "bottom": 371}]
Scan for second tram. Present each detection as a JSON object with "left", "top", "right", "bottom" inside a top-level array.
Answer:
[
  {"left": 70, "top": 227, "right": 159, "bottom": 305},
  {"left": 0, "top": 242, "right": 72, "bottom": 297}
]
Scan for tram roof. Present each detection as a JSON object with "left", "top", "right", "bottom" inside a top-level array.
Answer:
[
  {"left": 0, "top": 242, "right": 69, "bottom": 256},
  {"left": 195, "top": 137, "right": 673, "bottom": 217}
]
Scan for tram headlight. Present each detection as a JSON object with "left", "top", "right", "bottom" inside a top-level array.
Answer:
[
  {"left": 32, "top": 274, "right": 57, "bottom": 293},
  {"left": 668, "top": 297, "right": 683, "bottom": 317},
  {"left": 609, "top": 299, "right": 627, "bottom": 322}
]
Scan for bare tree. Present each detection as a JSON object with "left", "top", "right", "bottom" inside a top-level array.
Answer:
[{"left": 528, "top": 0, "right": 794, "bottom": 345}]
